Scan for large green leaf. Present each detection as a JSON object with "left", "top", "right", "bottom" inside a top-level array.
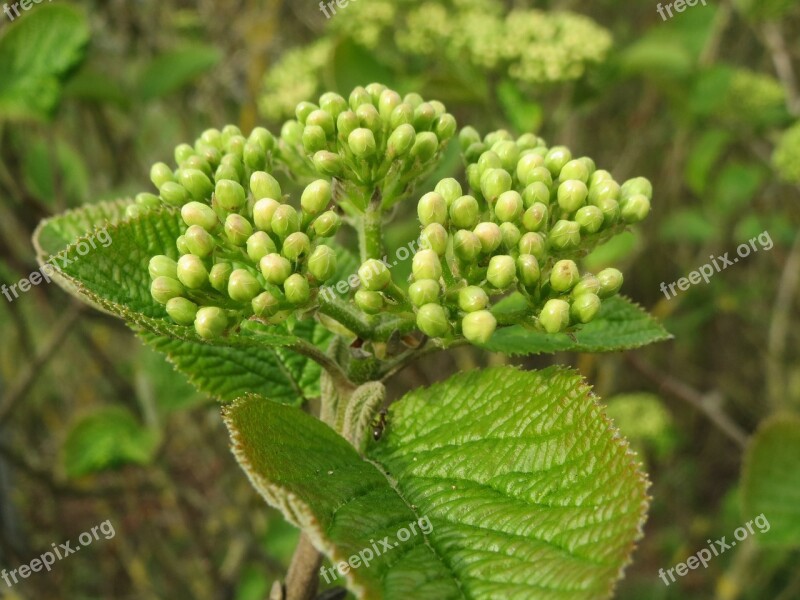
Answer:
[
  {"left": 225, "top": 366, "right": 649, "bottom": 599},
  {"left": 62, "top": 407, "right": 158, "bottom": 479},
  {"left": 741, "top": 415, "right": 800, "bottom": 547},
  {"left": 0, "top": 5, "right": 90, "bottom": 121},
  {"left": 138, "top": 46, "right": 222, "bottom": 101},
  {"left": 483, "top": 296, "right": 671, "bottom": 356}
]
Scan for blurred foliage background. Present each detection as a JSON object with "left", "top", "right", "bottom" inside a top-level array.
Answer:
[{"left": 0, "top": 0, "right": 799, "bottom": 598}]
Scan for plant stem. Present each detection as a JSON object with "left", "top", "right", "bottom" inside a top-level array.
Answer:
[
  {"left": 358, "top": 190, "right": 384, "bottom": 262},
  {"left": 317, "top": 295, "right": 374, "bottom": 340},
  {"left": 290, "top": 338, "right": 353, "bottom": 392},
  {"left": 284, "top": 533, "right": 322, "bottom": 600}
]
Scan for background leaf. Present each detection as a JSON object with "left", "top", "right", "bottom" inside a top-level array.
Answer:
[{"left": 138, "top": 45, "right": 222, "bottom": 101}]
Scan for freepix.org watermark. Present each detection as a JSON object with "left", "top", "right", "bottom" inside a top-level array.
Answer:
[
  {"left": 660, "top": 230, "right": 773, "bottom": 300},
  {"left": 658, "top": 513, "right": 770, "bottom": 586},
  {"left": 1, "top": 519, "right": 115, "bottom": 588},
  {"left": 3, "top": 0, "right": 53, "bottom": 23},
  {"left": 318, "top": 0, "right": 357, "bottom": 20},
  {"left": 2, "top": 227, "right": 112, "bottom": 304},
  {"left": 657, "top": 0, "right": 708, "bottom": 22},
  {"left": 320, "top": 515, "right": 433, "bottom": 584}
]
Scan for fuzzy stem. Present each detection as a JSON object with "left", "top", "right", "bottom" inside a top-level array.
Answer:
[
  {"left": 358, "top": 190, "right": 384, "bottom": 262},
  {"left": 284, "top": 534, "right": 323, "bottom": 600}
]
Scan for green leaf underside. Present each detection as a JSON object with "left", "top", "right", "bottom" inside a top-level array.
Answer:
[
  {"left": 484, "top": 296, "right": 671, "bottom": 355},
  {"left": 62, "top": 407, "right": 157, "bottom": 478},
  {"left": 225, "top": 366, "right": 649, "bottom": 599},
  {"left": 741, "top": 415, "right": 800, "bottom": 547}
]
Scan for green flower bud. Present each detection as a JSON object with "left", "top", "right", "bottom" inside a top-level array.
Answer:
[
  {"left": 409, "top": 279, "right": 440, "bottom": 307},
  {"left": 220, "top": 154, "right": 245, "bottom": 181},
  {"left": 301, "top": 180, "right": 331, "bottom": 216},
  {"left": 413, "top": 102, "right": 436, "bottom": 131},
  {"left": 464, "top": 142, "right": 487, "bottom": 163},
  {"left": 306, "top": 109, "right": 335, "bottom": 137},
  {"left": 295, "top": 101, "right": 317, "bottom": 124},
  {"left": 359, "top": 259, "right": 391, "bottom": 291},
  {"left": 389, "top": 103, "right": 414, "bottom": 129},
  {"left": 516, "top": 133, "right": 540, "bottom": 150},
  {"left": 479, "top": 152, "right": 503, "bottom": 174},
  {"left": 177, "top": 254, "right": 208, "bottom": 289},
  {"left": 260, "top": 253, "right": 293, "bottom": 285},
  {"left": 378, "top": 89, "right": 402, "bottom": 120},
  {"left": 151, "top": 276, "right": 184, "bottom": 304},
  {"left": 434, "top": 113, "right": 457, "bottom": 140},
  {"left": 517, "top": 254, "right": 540, "bottom": 287},
  {"left": 416, "top": 303, "right": 450, "bottom": 338},
  {"left": 620, "top": 194, "right": 651, "bottom": 223},
  {"left": 149, "top": 255, "right": 177, "bottom": 279},
  {"left": 461, "top": 310, "right": 496, "bottom": 344},
  {"left": 516, "top": 153, "right": 544, "bottom": 185},
  {"left": 195, "top": 143, "right": 221, "bottom": 168},
  {"left": 459, "top": 126, "right": 482, "bottom": 151},
  {"left": 522, "top": 202, "right": 548, "bottom": 232},
  {"left": 539, "top": 299, "right": 570, "bottom": 334},
  {"left": 224, "top": 214, "right": 253, "bottom": 246},
  {"left": 519, "top": 232, "right": 546, "bottom": 260},
  {"left": 253, "top": 198, "right": 280, "bottom": 232},
  {"left": 150, "top": 162, "right": 174, "bottom": 189},
  {"left": 209, "top": 262, "right": 233, "bottom": 292},
  {"left": 571, "top": 274, "right": 601, "bottom": 298},
  {"left": 466, "top": 163, "right": 482, "bottom": 193},
  {"left": 221, "top": 124, "right": 242, "bottom": 144},
  {"left": 283, "top": 273, "right": 310, "bottom": 305},
  {"left": 356, "top": 103, "right": 381, "bottom": 132},
  {"left": 548, "top": 220, "right": 581, "bottom": 251},
  {"left": 621, "top": 177, "right": 653, "bottom": 201},
  {"left": 420, "top": 223, "right": 448, "bottom": 256},
  {"left": 550, "top": 259, "right": 580, "bottom": 292},
  {"left": 589, "top": 169, "right": 613, "bottom": 188},
  {"left": 403, "top": 92, "right": 423, "bottom": 108},
  {"left": 194, "top": 306, "right": 227, "bottom": 339},
  {"left": 575, "top": 205, "right": 604, "bottom": 234},
  {"left": 453, "top": 230, "right": 481, "bottom": 262},
  {"left": 559, "top": 159, "right": 590, "bottom": 183},
  {"left": 200, "top": 128, "right": 223, "bottom": 149},
  {"left": 348, "top": 128, "right": 376, "bottom": 158},
  {"left": 597, "top": 268, "right": 623, "bottom": 298},
  {"left": 474, "top": 222, "right": 502, "bottom": 254},
  {"left": 484, "top": 130, "right": 513, "bottom": 146},
  {"left": 458, "top": 285, "right": 488, "bottom": 312},
  {"left": 214, "top": 180, "right": 245, "bottom": 212},
  {"left": 181, "top": 201, "right": 219, "bottom": 233},
  {"left": 302, "top": 125, "right": 328, "bottom": 153},
  {"left": 248, "top": 126, "right": 274, "bottom": 153},
  {"left": 313, "top": 151, "right": 344, "bottom": 177},
  {"left": 246, "top": 231, "right": 277, "bottom": 262},
  {"left": 522, "top": 182, "right": 551, "bottom": 208},
  {"left": 487, "top": 255, "right": 516, "bottom": 288},
  {"left": 184, "top": 225, "right": 215, "bottom": 258},
  {"left": 282, "top": 232, "right": 311, "bottom": 261},
  {"left": 243, "top": 141, "right": 266, "bottom": 170},
  {"left": 176, "top": 235, "right": 190, "bottom": 255},
  {"left": 491, "top": 141, "right": 519, "bottom": 172},
  {"left": 227, "top": 269, "right": 261, "bottom": 302},
  {"left": 410, "top": 132, "right": 438, "bottom": 162},
  {"left": 319, "top": 92, "right": 348, "bottom": 119},
  {"left": 214, "top": 163, "right": 240, "bottom": 183},
  {"left": 271, "top": 205, "right": 300, "bottom": 239},
  {"left": 412, "top": 249, "right": 442, "bottom": 281},
  {"left": 449, "top": 195, "right": 480, "bottom": 229},
  {"left": 281, "top": 120, "right": 303, "bottom": 145},
  {"left": 355, "top": 289, "right": 384, "bottom": 314},
  {"left": 570, "top": 293, "right": 601, "bottom": 324},
  {"left": 252, "top": 291, "right": 281, "bottom": 317},
  {"left": 166, "top": 297, "right": 198, "bottom": 325},
  {"left": 349, "top": 86, "right": 373, "bottom": 110},
  {"left": 159, "top": 181, "right": 189, "bottom": 207},
  {"left": 578, "top": 157, "right": 596, "bottom": 176},
  {"left": 250, "top": 171, "right": 281, "bottom": 201},
  {"left": 495, "top": 191, "right": 524, "bottom": 223},
  {"left": 525, "top": 166, "right": 553, "bottom": 189},
  {"left": 182, "top": 155, "right": 213, "bottom": 178},
  {"left": 588, "top": 179, "right": 621, "bottom": 205},
  {"left": 500, "top": 222, "right": 522, "bottom": 250},
  {"left": 544, "top": 146, "right": 572, "bottom": 177},
  {"left": 434, "top": 178, "right": 462, "bottom": 206},
  {"left": 179, "top": 168, "right": 214, "bottom": 202},
  {"left": 307, "top": 245, "right": 337, "bottom": 282},
  {"left": 387, "top": 124, "right": 415, "bottom": 156},
  {"left": 336, "top": 111, "right": 359, "bottom": 139},
  {"left": 480, "top": 168, "right": 512, "bottom": 201},
  {"left": 557, "top": 180, "right": 588, "bottom": 213},
  {"left": 312, "top": 211, "right": 341, "bottom": 238},
  {"left": 417, "top": 192, "right": 447, "bottom": 226},
  {"left": 174, "top": 143, "right": 194, "bottom": 165},
  {"left": 595, "top": 197, "right": 621, "bottom": 227},
  {"left": 136, "top": 192, "right": 161, "bottom": 208}
]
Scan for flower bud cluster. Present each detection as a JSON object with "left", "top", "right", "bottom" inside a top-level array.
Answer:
[
  {"left": 349, "top": 128, "right": 651, "bottom": 344},
  {"left": 277, "top": 84, "right": 456, "bottom": 210},
  {"left": 143, "top": 126, "right": 343, "bottom": 339}
]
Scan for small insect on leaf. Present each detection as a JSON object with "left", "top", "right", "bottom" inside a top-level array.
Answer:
[{"left": 372, "top": 408, "right": 388, "bottom": 441}]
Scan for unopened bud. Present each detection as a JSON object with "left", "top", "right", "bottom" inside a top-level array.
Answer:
[
  {"left": 416, "top": 303, "right": 450, "bottom": 338},
  {"left": 557, "top": 180, "right": 588, "bottom": 213},
  {"left": 177, "top": 254, "right": 208, "bottom": 289},
  {"left": 522, "top": 182, "right": 550, "bottom": 208},
  {"left": 449, "top": 195, "right": 480, "bottom": 229},
  {"left": 179, "top": 168, "right": 214, "bottom": 202},
  {"left": 389, "top": 103, "right": 414, "bottom": 129},
  {"left": 355, "top": 289, "right": 384, "bottom": 314},
  {"left": 194, "top": 306, "right": 227, "bottom": 339},
  {"left": 458, "top": 285, "right": 488, "bottom": 312},
  {"left": 518, "top": 232, "right": 546, "bottom": 260},
  {"left": 228, "top": 269, "right": 262, "bottom": 302},
  {"left": 246, "top": 231, "right": 277, "bottom": 262},
  {"left": 588, "top": 179, "right": 621, "bottom": 205},
  {"left": 434, "top": 178, "right": 462, "bottom": 206},
  {"left": 306, "top": 109, "right": 335, "bottom": 137},
  {"left": 571, "top": 293, "right": 601, "bottom": 324},
  {"left": 459, "top": 126, "right": 481, "bottom": 151},
  {"left": 159, "top": 181, "right": 189, "bottom": 207},
  {"left": 620, "top": 194, "right": 651, "bottom": 223},
  {"left": 260, "top": 253, "right": 293, "bottom": 285},
  {"left": 571, "top": 274, "right": 601, "bottom": 298},
  {"left": 166, "top": 297, "right": 198, "bottom": 326},
  {"left": 621, "top": 177, "right": 653, "bottom": 201},
  {"left": 225, "top": 214, "right": 253, "bottom": 246},
  {"left": 410, "top": 132, "right": 438, "bottom": 162},
  {"left": 539, "top": 299, "right": 570, "bottom": 334},
  {"left": 420, "top": 223, "right": 448, "bottom": 256},
  {"left": 302, "top": 125, "right": 328, "bottom": 153},
  {"left": 474, "top": 222, "right": 502, "bottom": 254},
  {"left": 244, "top": 141, "right": 266, "bottom": 171},
  {"left": 495, "top": 191, "right": 524, "bottom": 223},
  {"left": 337, "top": 111, "right": 359, "bottom": 139},
  {"left": 271, "top": 205, "right": 300, "bottom": 239},
  {"left": 522, "top": 202, "right": 548, "bottom": 232},
  {"left": 149, "top": 255, "right": 178, "bottom": 279},
  {"left": 283, "top": 273, "right": 310, "bottom": 305},
  {"left": 215, "top": 180, "right": 246, "bottom": 212},
  {"left": 517, "top": 254, "right": 540, "bottom": 287},
  {"left": 480, "top": 168, "right": 512, "bottom": 201},
  {"left": 544, "top": 146, "right": 572, "bottom": 177},
  {"left": 250, "top": 171, "right": 282, "bottom": 201},
  {"left": 301, "top": 180, "right": 331, "bottom": 216},
  {"left": 182, "top": 201, "right": 218, "bottom": 231},
  {"left": 252, "top": 291, "right": 281, "bottom": 317},
  {"left": 282, "top": 232, "right": 311, "bottom": 261},
  {"left": 487, "top": 255, "right": 516, "bottom": 289},
  {"left": 253, "top": 198, "right": 280, "bottom": 232},
  {"left": 575, "top": 205, "right": 604, "bottom": 234},
  {"left": 500, "top": 222, "right": 522, "bottom": 250},
  {"left": 453, "top": 229, "right": 481, "bottom": 262},
  {"left": 597, "top": 268, "right": 623, "bottom": 298},
  {"left": 559, "top": 159, "right": 590, "bottom": 183},
  {"left": 548, "top": 220, "right": 581, "bottom": 251},
  {"left": 461, "top": 310, "right": 497, "bottom": 344},
  {"left": 308, "top": 245, "right": 338, "bottom": 282},
  {"left": 313, "top": 151, "right": 344, "bottom": 177},
  {"left": 184, "top": 225, "right": 215, "bottom": 257},
  {"left": 312, "top": 211, "right": 341, "bottom": 238},
  {"left": 409, "top": 279, "right": 440, "bottom": 307},
  {"left": 434, "top": 113, "right": 457, "bottom": 140},
  {"left": 412, "top": 249, "right": 442, "bottom": 281},
  {"left": 209, "top": 262, "right": 233, "bottom": 292},
  {"left": 348, "top": 128, "right": 376, "bottom": 158},
  {"left": 319, "top": 92, "right": 348, "bottom": 119},
  {"left": 387, "top": 124, "right": 415, "bottom": 156},
  {"left": 150, "top": 162, "right": 174, "bottom": 189},
  {"left": 151, "top": 276, "right": 184, "bottom": 304},
  {"left": 550, "top": 259, "right": 580, "bottom": 293},
  {"left": 417, "top": 192, "right": 447, "bottom": 226}
]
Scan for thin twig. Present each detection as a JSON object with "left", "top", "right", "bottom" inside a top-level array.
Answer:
[
  {"left": 290, "top": 339, "right": 354, "bottom": 393},
  {"left": 762, "top": 21, "right": 800, "bottom": 116},
  {"left": 284, "top": 533, "right": 322, "bottom": 600},
  {"left": 625, "top": 353, "right": 748, "bottom": 449}
]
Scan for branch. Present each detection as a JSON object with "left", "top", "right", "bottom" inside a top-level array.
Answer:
[
  {"left": 283, "top": 533, "right": 322, "bottom": 600},
  {"left": 289, "top": 338, "right": 353, "bottom": 392}
]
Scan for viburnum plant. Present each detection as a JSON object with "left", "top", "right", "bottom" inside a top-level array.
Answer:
[{"left": 34, "top": 84, "right": 670, "bottom": 599}]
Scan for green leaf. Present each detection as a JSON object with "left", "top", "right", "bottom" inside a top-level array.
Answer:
[
  {"left": 0, "top": 5, "right": 90, "bottom": 121},
  {"left": 138, "top": 45, "right": 222, "bottom": 101},
  {"left": 684, "top": 129, "right": 732, "bottom": 196},
  {"left": 484, "top": 296, "right": 671, "bottom": 356},
  {"left": 497, "top": 79, "right": 542, "bottom": 134},
  {"left": 62, "top": 407, "right": 158, "bottom": 478},
  {"left": 741, "top": 415, "right": 800, "bottom": 547},
  {"left": 224, "top": 366, "right": 650, "bottom": 599},
  {"left": 331, "top": 39, "right": 395, "bottom": 95},
  {"left": 712, "top": 162, "right": 765, "bottom": 215},
  {"left": 659, "top": 208, "right": 717, "bottom": 244},
  {"left": 21, "top": 137, "right": 90, "bottom": 207}
]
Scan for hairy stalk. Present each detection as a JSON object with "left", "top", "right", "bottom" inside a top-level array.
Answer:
[
  {"left": 289, "top": 338, "right": 352, "bottom": 393},
  {"left": 358, "top": 190, "right": 384, "bottom": 262},
  {"left": 284, "top": 533, "right": 323, "bottom": 600}
]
